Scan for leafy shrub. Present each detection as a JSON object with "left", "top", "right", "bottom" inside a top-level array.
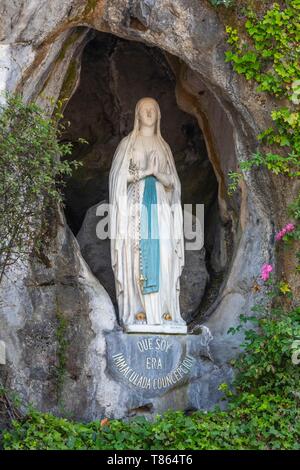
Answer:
[
  {"left": 0, "top": 94, "right": 80, "bottom": 282},
  {"left": 229, "top": 307, "right": 300, "bottom": 397}
]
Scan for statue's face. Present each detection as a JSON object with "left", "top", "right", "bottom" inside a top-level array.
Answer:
[{"left": 138, "top": 100, "right": 157, "bottom": 128}]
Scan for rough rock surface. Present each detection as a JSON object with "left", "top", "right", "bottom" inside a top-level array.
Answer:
[
  {"left": 0, "top": 0, "right": 298, "bottom": 420},
  {"left": 0, "top": 210, "right": 124, "bottom": 420}
]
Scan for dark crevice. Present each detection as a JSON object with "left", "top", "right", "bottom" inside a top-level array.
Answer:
[{"left": 129, "top": 16, "right": 148, "bottom": 31}]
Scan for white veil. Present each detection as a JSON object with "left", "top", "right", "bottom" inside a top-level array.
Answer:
[{"left": 109, "top": 97, "right": 184, "bottom": 308}]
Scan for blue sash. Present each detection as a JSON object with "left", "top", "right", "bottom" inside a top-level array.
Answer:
[{"left": 140, "top": 176, "right": 160, "bottom": 294}]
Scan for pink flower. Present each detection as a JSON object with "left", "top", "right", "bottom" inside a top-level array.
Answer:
[
  {"left": 285, "top": 223, "right": 295, "bottom": 232},
  {"left": 275, "top": 223, "right": 295, "bottom": 241},
  {"left": 261, "top": 264, "right": 273, "bottom": 281}
]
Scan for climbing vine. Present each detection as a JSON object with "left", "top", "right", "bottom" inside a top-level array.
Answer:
[{"left": 225, "top": 0, "right": 300, "bottom": 177}]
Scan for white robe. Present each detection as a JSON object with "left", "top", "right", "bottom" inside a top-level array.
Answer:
[{"left": 109, "top": 108, "right": 185, "bottom": 328}]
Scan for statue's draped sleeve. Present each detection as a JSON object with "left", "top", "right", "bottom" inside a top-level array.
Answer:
[
  {"left": 159, "top": 139, "right": 185, "bottom": 285},
  {"left": 109, "top": 134, "right": 132, "bottom": 298}
]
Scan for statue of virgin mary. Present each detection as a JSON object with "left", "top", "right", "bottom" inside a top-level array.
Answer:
[{"left": 109, "top": 97, "right": 187, "bottom": 334}]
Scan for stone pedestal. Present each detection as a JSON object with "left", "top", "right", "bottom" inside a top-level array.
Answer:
[
  {"left": 104, "top": 327, "right": 232, "bottom": 415},
  {"left": 124, "top": 324, "right": 187, "bottom": 334}
]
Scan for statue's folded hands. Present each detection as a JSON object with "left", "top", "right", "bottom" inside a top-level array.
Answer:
[{"left": 152, "top": 150, "right": 174, "bottom": 190}]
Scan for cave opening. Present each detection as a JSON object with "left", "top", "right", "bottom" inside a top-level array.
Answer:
[{"left": 61, "top": 31, "right": 231, "bottom": 324}]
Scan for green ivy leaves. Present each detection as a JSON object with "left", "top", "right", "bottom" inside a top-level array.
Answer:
[{"left": 225, "top": 1, "right": 300, "bottom": 180}]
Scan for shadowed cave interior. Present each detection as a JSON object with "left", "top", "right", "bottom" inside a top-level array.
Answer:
[{"left": 61, "top": 31, "right": 232, "bottom": 324}]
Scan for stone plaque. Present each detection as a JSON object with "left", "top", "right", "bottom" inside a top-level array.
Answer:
[{"left": 106, "top": 332, "right": 197, "bottom": 398}]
